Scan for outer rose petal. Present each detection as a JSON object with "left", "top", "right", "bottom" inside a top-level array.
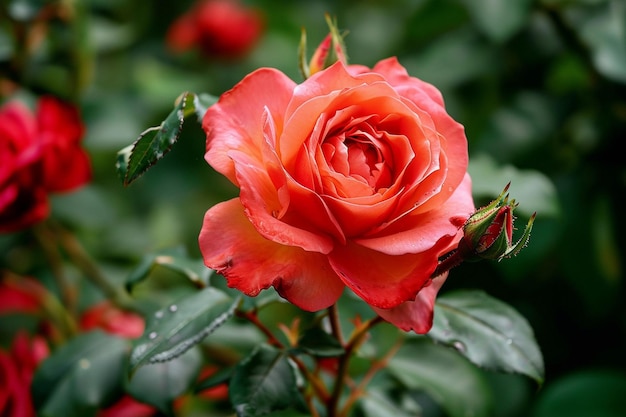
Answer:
[
  {"left": 328, "top": 234, "right": 456, "bottom": 309},
  {"left": 199, "top": 199, "right": 344, "bottom": 311},
  {"left": 372, "top": 273, "right": 447, "bottom": 333},
  {"left": 203, "top": 68, "right": 296, "bottom": 185}
]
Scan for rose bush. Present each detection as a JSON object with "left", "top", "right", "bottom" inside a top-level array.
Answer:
[
  {"left": 0, "top": 97, "right": 91, "bottom": 233},
  {"left": 199, "top": 57, "right": 475, "bottom": 332},
  {"left": 166, "top": 0, "right": 263, "bottom": 59}
]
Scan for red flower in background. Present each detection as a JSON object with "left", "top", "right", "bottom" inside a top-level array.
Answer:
[
  {"left": 0, "top": 96, "right": 91, "bottom": 233},
  {"left": 166, "top": 0, "right": 263, "bottom": 59},
  {"left": 80, "top": 301, "right": 145, "bottom": 339},
  {"left": 0, "top": 332, "right": 49, "bottom": 417}
]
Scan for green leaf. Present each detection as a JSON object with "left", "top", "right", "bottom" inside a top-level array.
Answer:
[
  {"left": 230, "top": 344, "right": 303, "bottom": 417},
  {"left": 129, "top": 287, "right": 239, "bottom": 372},
  {"left": 531, "top": 370, "right": 626, "bottom": 417},
  {"left": 580, "top": 0, "right": 626, "bottom": 83},
  {"left": 116, "top": 91, "right": 211, "bottom": 186},
  {"left": 428, "top": 290, "right": 544, "bottom": 384},
  {"left": 126, "top": 347, "right": 203, "bottom": 415},
  {"left": 459, "top": 0, "right": 533, "bottom": 42},
  {"left": 32, "top": 331, "right": 128, "bottom": 417},
  {"left": 295, "top": 327, "right": 344, "bottom": 357},
  {"left": 125, "top": 246, "right": 212, "bottom": 290},
  {"left": 388, "top": 337, "right": 493, "bottom": 417}
]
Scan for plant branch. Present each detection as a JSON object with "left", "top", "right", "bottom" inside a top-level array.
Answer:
[
  {"left": 328, "top": 303, "right": 345, "bottom": 346},
  {"left": 327, "top": 316, "right": 383, "bottom": 417}
]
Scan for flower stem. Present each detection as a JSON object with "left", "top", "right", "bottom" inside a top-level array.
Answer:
[
  {"left": 328, "top": 303, "right": 345, "bottom": 346},
  {"left": 327, "top": 316, "right": 383, "bottom": 417},
  {"left": 432, "top": 248, "right": 465, "bottom": 278}
]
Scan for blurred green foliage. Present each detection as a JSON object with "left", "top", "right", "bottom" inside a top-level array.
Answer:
[{"left": 2, "top": 0, "right": 626, "bottom": 416}]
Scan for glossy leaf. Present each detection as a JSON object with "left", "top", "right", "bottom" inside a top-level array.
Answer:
[
  {"left": 116, "top": 91, "right": 217, "bottom": 186},
  {"left": 229, "top": 344, "right": 303, "bottom": 417},
  {"left": 388, "top": 337, "right": 493, "bottom": 417},
  {"left": 126, "top": 347, "right": 203, "bottom": 414},
  {"left": 129, "top": 287, "right": 239, "bottom": 371},
  {"left": 32, "top": 331, "right": 128, "bottom": 417},
  {"left": 428, "top": 290, "right": 544, "bottom": 384}
]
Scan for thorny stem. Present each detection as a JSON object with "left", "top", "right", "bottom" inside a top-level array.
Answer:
[
  {"left": 327, "top": 316, "right": 384, "bottom": 417},
  {"left": 432, "top": 248, "right": 465, "bottom": 278}
]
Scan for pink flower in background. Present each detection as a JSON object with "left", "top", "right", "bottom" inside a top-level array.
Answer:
[
  {"left": 0, "top": 332, "right": 49, "bottom": 417},
  {"left": 166, "top": 0, "right": 263, "bottom": 59},
  {"left": 199, "top": 57, "right": 475, "bottom": 333},
  {"left": 0, "top": 96, "right": 91, "bottom": 233}
]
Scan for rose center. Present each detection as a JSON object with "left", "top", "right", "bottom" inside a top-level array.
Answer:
[{"left": 322, "top": 133, "right": 392, "bottom": 192}]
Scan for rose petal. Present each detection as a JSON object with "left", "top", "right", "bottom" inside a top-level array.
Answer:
[
  {"left": 371, "top": 273, "right": 447, "bottom": 333},
  {"left": 204, "top": 68, "right": 296, "bottom": 185},
  {"left": 230, "top": 147, "right": 339, "bottom": 253},
  {"left": 328, "top": 234, "right": 456, "bottom": 309},
  {"left": 199, "top": 199, "right": 344, "bottom": 311},
  {"left": 357, "top": 173, "right": 474, "bottom": 255}
]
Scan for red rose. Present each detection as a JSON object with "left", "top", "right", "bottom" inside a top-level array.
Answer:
[
  {"left": 0, "top": 97, "right": 91, "bottom": 233},
  {"left": 80, "top": 301, "right": 145, "bottom": 339},
  {"left": 166, "top": 0, "right": 263, "bottom": 59},
  {"left": 0, "top": 332, "right": 49, "bottom": 417},
  {"left": 199, "top": 58, "right": 475, "bottom": 333}
]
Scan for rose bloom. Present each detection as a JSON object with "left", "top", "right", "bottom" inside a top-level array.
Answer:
[
  {"left": 0, "top": 96, "right": 91, "bottom": 233},
  {"left": 199, "top": 58, "right": 475, "bottom": 333},
  {"left": 0, "top": 332, "right": 49, "bottom": 417},
  {"left": 166, "top": 0, "right": 263, "bottom": 59}
]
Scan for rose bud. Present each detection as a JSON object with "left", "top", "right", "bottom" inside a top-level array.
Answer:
[
  {"left": 300, "top": 15, "right": 347, "bottom": 79},
  {"left": 457, "top": 183, "right": 535, "bottom": 262}
]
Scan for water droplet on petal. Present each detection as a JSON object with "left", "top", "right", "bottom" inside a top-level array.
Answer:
[
  {"left": 155, "top": 311, "right": 164, "bottom": 319},
  {"left": 149, "top": 332, "right": 158, "bottom": 340},
  {"left": 169, "top": 305, "right": 178, "bottom": 312},
  {"left": 79, "top": 358, "right": 91, "bottom": 369},
  {"left": 506, "top": 338, "right": 513, "bottom": 345}
]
